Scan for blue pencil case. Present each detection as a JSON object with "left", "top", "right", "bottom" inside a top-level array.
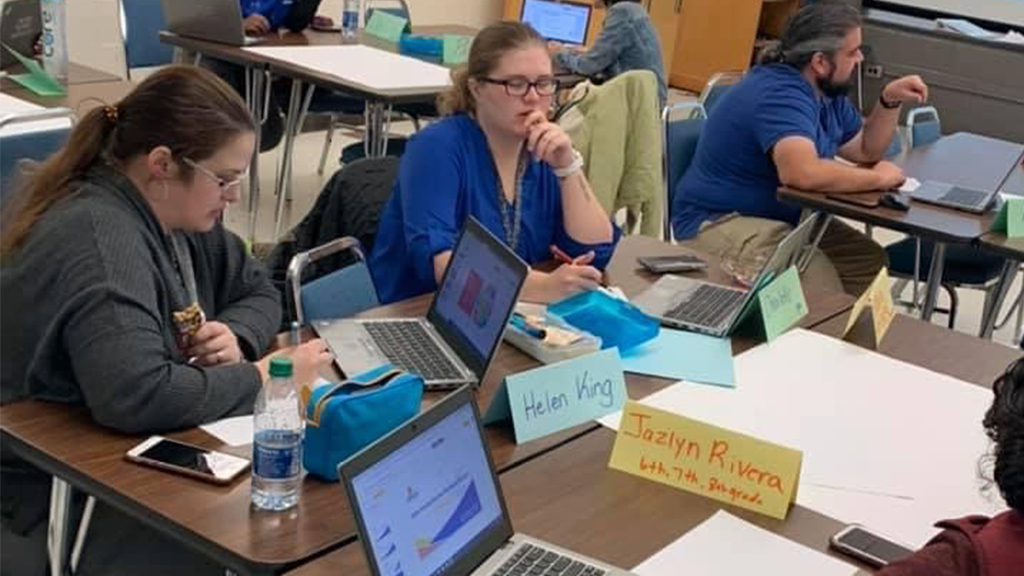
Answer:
[
  {"left": 548, "top": 290, "right": 659, "bottom": 352},
  {"left": 399, "top": 35, "right": 443, "bottom": 58}
]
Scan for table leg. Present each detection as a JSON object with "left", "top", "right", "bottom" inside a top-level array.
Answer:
[
  {"left": 273, "top": 79, "right": 305, "bottom": 241},
  {"left": 47, "top": 478, "right": 72, "bottom": 576},
  {"left": 246, "top": 68, "right": 271, "bottom": 245},
  {"left": 363, "top": 101, "right": 390, "bottom": 158},
  {"left": 980, "top": 260, "right": 1019, "bottom": 340},
  {"left": 920, "top": 241, "right": 948, "bottom": 322}
]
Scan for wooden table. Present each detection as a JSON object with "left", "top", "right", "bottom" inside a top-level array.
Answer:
[
  {"left": 2, "top": 80, "right": 135, "bottom": 113},
  {"left": 0, "top": 236, "right": 854, "bottom": 575},
  {"left": 286, "top": 303, "right": 1018, "bottom": 576},
  {"left": 0, "top": 62, "right": 120, "bottom": 92}
]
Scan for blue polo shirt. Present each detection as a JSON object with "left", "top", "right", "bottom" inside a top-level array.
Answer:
[
  {"left": 672, "top": 64, "right": 863, "bottom": 240},
  {"left": 240, "top": 0, "right": 294, "bottom": 30},
  {"left": 370, "top": 114, "right": 622, "bottom": 304}
]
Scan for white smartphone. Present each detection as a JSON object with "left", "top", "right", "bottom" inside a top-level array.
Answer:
[
  {"left": 637, "top": 254, "right": 707, "bottom": 273},
  {"left": 125, "top": 436, "right": 250, "bottom": 485},
  {"left": 829, "top": 524, "right": 915, "bottom": 568}
]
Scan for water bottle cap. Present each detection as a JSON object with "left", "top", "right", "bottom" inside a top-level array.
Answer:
[{"left": 269, "top": 357, "right": 294, "bottom": 378}]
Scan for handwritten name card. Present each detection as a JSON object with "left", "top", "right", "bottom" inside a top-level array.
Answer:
[
  {"left": 843, "top": 267, "right": 895, "bottom": 348},
  {"left": 483, "top": 348, "right": 626, "bottom": 444},
  {"left": 740, "top": 266, "right": 808, "bottom": 342},
  {"left": 991, "top": 197, "right": 1024, "bottom": 238},
  {"left": 609, "top": 401, "right": 803, "bottom": 520}
]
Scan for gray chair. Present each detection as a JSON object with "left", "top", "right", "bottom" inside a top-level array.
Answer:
[
  {"left": 661, "top": 101, "right": 707, "bottom": 242},
  {"left": 287, "top": 237, "right": 380, "bottom": 324}
]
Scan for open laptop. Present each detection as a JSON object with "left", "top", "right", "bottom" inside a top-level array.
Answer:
[
  {"left": 909, "top": 179, "right": 998, "bottom": 214},
  {"left": 340, "top": 386, "right": 636, "bottom": 576},
  {"left": 1, "top": 0, "right": 41, "bottom": 69},
  {"left": 633, "top": 215, "right": 818, "bottom": 337},
  {"left": 520, "top": 0, "right": 591, "bottom": 46},
  {"left": 161, "top": 0, "right": 260, "bottom": 46},
  {"left": 316, "top": 218, "right": 528, "bottom": 390}
]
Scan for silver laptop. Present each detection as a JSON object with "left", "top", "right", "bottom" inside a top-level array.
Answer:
[
  {"left": 161, "top": 0, "right": 259, "bottom": 46},
  {"left": 520, "top": 0, "right": 592, "bottom": 46},
  {"left": 633, "top": 215, "right": 818, "bottom": 337},
  {"left": 316, "top": 218, "right": 528, "bottom": 390},
  {"left": 909, "top": 180, "right": 997, "bottom": 214},
  {"left": 340, "top": 387, "right": 637, "bottom": 576},
  {"left": 1, "top": 0, "right": 41, "bottom": 69}
]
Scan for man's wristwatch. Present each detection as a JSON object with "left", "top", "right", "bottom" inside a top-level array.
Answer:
[
  {"left": 553, "top": 149, "right": 585, "bottom": 178},
  {"left": 879, "top": 93, "right": 902, "bottom": 110}
]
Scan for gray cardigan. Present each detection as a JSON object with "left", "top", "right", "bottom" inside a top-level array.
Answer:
[{"left": 0, "top": 165, "right": 282, "bottom": 433}]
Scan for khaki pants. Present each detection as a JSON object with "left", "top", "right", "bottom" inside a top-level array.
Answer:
[{"left": 682, "top": 214, "right": 888, "bottom": 296}]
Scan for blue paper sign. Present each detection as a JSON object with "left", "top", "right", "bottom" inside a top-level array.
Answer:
[
  {"left": 483, "top": 348, "right": 627, "bottom": 444},
  {"left": 620, "top": 328, "right": 735, "bottom": 388}
]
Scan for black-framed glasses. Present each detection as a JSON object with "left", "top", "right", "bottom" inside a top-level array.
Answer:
[
  {"left": 183, "top": 157, "right": 246, "bottom": 194},
  {"left": 478, "top": 76, "right": 559, "bottom": 97}
]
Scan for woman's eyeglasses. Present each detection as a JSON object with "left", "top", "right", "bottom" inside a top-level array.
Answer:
[
  {"left": 183, "top": 158, "right": 246, "bottom": 194},
  {"left": 478, "top": 77, "right": 559, "bottom": 97}
]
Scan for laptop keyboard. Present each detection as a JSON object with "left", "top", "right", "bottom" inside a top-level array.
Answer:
[
  {"left": 938, "top": 187, "right": 990, "bottom": 209},
  {"left": 364, "top": 321, "right": 463, "bottom": 382},
  {"left": 492, "top": 543, "right": 604, "bottom": 576},
  {"left": 664, "top": 283, "right": 746, "bottom": 330}
]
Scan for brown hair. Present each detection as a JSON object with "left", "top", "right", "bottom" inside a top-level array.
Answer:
[
  {"left": 0, "top": 65, "right": 254, "bottom": 258},
  {"left": 437, "top": 21, "right": 548, "bottom": 116}
]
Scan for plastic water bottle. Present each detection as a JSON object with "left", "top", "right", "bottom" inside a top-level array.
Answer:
[
  {"left": 251, "top": 358, "right": 305, "bottom": 511},
  {"left": 40, "top": 0, "right": 68, "bottom": 82},
  {"left": 342, "top": 0, "right": 360, "bottom": 39}
]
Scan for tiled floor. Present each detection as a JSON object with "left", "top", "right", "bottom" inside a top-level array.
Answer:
[{"left": 224, "top": 98, "right": 1022, "bottom": 353}]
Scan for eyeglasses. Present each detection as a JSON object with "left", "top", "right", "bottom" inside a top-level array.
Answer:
[
  {"left": 478, "top": 76, "right": 559, "bottom": 97},
  {"left": 183, "top": 157, "right": 246, "bottom": 194}
]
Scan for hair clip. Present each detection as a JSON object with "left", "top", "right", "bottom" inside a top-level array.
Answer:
[{"left": 104, "top": 105, "right": 119, "bottom": 123}]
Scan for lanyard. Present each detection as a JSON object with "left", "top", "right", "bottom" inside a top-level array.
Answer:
[{"left": 495, "top": 150, "right": 529, "bottom": 252}]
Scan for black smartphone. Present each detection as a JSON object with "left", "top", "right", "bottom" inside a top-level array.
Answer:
[
  {"left": 125, "top": 436, "right": 250, "bottom": 485},
  {"left": 829, "top": 524, "right": 915, "bottom": 568},
  {"left": 637, "top": 254, "right": 707, "bottom": 273}
]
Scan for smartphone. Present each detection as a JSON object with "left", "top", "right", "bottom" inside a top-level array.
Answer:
[
  {"left": 637, "top": 254, "right": 707, "bottom": 273},
  {"left": 829, "top": 524, "right": 915, "bottom": 568},
  {"left": 125, "top": 436, "right": 250, "bottom": 485}
]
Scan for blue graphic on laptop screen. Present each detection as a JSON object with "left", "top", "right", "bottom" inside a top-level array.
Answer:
[{"left": 351, "top": 403, "right": 504, "bottom": 576}]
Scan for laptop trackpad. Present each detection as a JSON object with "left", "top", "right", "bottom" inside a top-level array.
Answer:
[{"left": 317, "top": 321, "right": 389, "bottom": 377}]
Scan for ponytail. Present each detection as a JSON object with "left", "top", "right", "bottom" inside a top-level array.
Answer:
[{"left": 757, "top": 40, "right": 786, "bottom": 65}]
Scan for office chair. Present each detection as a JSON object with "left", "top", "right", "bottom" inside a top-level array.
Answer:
[
  {"left": 661, "top": 101, "right": 707, "bottom": 242},
  {"left": 697, "top": 71, "right": 743, "bottom": 116},
  {"left": 287, "top": 236, "right": 380, "bottom": 324},
  {"left": 0, "top": 108, "right": 74, "bottom": 204},
  {"left": 119, "top": 0, "right": 174, "bottom": 79}
]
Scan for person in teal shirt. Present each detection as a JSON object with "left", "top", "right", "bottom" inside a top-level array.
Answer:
[{"left": 370, "top": 22, "right": 621, "bottom": 305}]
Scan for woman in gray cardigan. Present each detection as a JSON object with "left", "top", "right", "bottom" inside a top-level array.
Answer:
[{"left": 0, "top": 65, "right": 330, "bottom": 575}]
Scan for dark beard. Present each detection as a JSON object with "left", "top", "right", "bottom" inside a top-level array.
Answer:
[{"left": 819, "top": 76, "right": 854, "bottom": 98}]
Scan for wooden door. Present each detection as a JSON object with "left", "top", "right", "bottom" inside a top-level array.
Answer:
[
  {"left": 645, "top": 0, "right": 682, "bottom": 74},
  {"left": 669, "top": 0, "right": 762, "bottom": 92}
]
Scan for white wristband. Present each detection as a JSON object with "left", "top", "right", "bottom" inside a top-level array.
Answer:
[{"left": 553, "top": 149, "right": 584, "bottom": 179}]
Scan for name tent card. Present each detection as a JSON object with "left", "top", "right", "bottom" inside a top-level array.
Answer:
[
  {"left": 365, "top": 11, "right": 409, "bottom": 43},
  {"left": 609, "top": 401, "right": 803, "bottom": 520},
  {"left": 2, "top": 44, "right": 65, "bottom": 96},
  {"left": 991, "top": 197, "right": 1024, "bottom": 238},
  {"left": 842, "top": 267, "right": 896, "bottom": 349},
  {"left": 442, "top": 35, "right": 472, "bottom": 64},
  {"left": 739, "top": 266, "right": 808, "bottom": 342},
  {"left": 483, "top": 348, "right": 626, "bottom": 444}
]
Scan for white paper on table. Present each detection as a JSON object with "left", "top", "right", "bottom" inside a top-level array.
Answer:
[
  {"left": 200, "top": 378, "right": 332, "bottom": 446},
  {"left": 634, "top": 510, "right": 856, "bottom": 576},
  {"left": 0, "top": 92, "right": 72, "bottom": 137},
  {"left": 898, "top": 177, "right": 921, "bottom": 193},
  {"left": 598, "top": 329, "right": 1006, "bottom": 547},
  {"left": 242, "top": 45, "right": 451, "bottom": 91}
]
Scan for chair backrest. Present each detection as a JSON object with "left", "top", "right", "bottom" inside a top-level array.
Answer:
[
  {"left": 364, "top": 0, "right": 412, "bottom": 32},
  {"left": 287, "top": 237, "right": 380, "bottom": 324},
  {"left": 698, "top": 71, "right": 743, "bottom": 116},
  {"left": 120, "top": 0, "right": 174, "bottom": 72},
  {"left": 662, "top": 102, "right": 707, "bottom": 241},
  {"left": 906, "top": 106, "right": 941, "bottom": 148},
  {"left": 0, "top": 108, "right": 74, "bottom": 205}
]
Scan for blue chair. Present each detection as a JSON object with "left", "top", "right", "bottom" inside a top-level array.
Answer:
[
  {"left": 119, "top": 0, "right": 174, "bottom": 78},
  {"left": 697, "top": 71, "right": 743, "bottom": 117},
  {"left": 0, "top": 108, "right": 74, "bottom": 205},
  {"left": 287, "top": 237, "right": 380, "bottom": 324},
  {"left": 661, "top": 101, "right": 707, "bottom": 241}
]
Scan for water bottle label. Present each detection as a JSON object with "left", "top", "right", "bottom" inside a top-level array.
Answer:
[
  {"left": 342, "top": 11, "right": 359, "bottom": 30},
  {"left": 253, "top": 431, "right": 301, "bottom": 480}
]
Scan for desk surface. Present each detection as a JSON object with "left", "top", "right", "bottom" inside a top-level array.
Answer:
[
  {"left": 0, "top": 62, "right": 120, "bottom": 91},
  {"left": 286, "top": 307, "right": 1016, "bottom": 576},
  {"left": 1, "top": 80, "right": 135, "bottom": 113},
  {"left": 1000, "top": 156, "right": 1024, "bottom": 197},
  {"left": 0, "top": 236, "right": 853, "bottom": 574}
]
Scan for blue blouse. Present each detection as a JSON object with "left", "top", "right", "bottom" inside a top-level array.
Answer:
[
  {"left": 369, "top": 114, "right": 622, "bottom": 304},
  {"left": 240, "top": 0, "right": 293, "bottom": 30}
]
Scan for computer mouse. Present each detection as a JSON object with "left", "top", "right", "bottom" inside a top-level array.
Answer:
[{"left": 879, "top": 192, "right": 911, "bottom": 211}]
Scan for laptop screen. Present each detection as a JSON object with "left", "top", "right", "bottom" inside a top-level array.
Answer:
[
  {"left": 349, "top": 401, "right": 507, "bottom": 576},
  {"left": 428, "top": 218, "right": 528, "bottom": 380},
  {"left": 520, "top": 0, "right": 591, "bottom": 45}
]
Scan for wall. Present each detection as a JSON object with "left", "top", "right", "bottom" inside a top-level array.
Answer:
[{"left": 61, "top": 0, "right": 504, "bottom": 77}]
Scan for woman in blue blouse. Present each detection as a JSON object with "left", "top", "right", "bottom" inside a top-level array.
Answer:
[
  {"left": 549, "top": 0, "right": 667, "bottom": 104},
  {"left": 370, "top": 22, "right": 621, "bottom": 305}
]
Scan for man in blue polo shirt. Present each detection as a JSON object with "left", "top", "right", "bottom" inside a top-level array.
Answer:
[{"left": 672, "top": 0, "right": 928, "bottom": 295}]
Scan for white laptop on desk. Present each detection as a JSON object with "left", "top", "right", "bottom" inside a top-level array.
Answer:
[
  {"left": 340, "top": 386, "right": 637, "bottom": 576},
  {"left": 161, "top": 0, "right": 261, "bottom": 46},
  {"left": 909, "top": 179, "right": 999, "bottom": 214},
  {"left": 520, "top": 0, "right": 592, "bottom": 46}
]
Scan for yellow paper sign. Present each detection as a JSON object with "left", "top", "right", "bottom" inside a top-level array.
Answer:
[
  {"left": 609, "top": 401, "right": 803, "bottom": 520},
  {"left": 842, "top": 268, "right": 895, "bottom": 347}
]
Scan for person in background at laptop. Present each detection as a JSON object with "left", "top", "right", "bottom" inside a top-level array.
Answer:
[
  {"left": 672, "top": 0, "right": 929, "bottom": 296},
  {"left": 548, "top": 0, "right": 667, "bottom": 105},
  {"left": 0, "top": 66, "right": 331, "bottom": 574},
  {"left": 876, "top": 357, "right": 1024, "bottom": 576},
  {"left": 370, "top": 22, "right": 621, "bottom": 305}
]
